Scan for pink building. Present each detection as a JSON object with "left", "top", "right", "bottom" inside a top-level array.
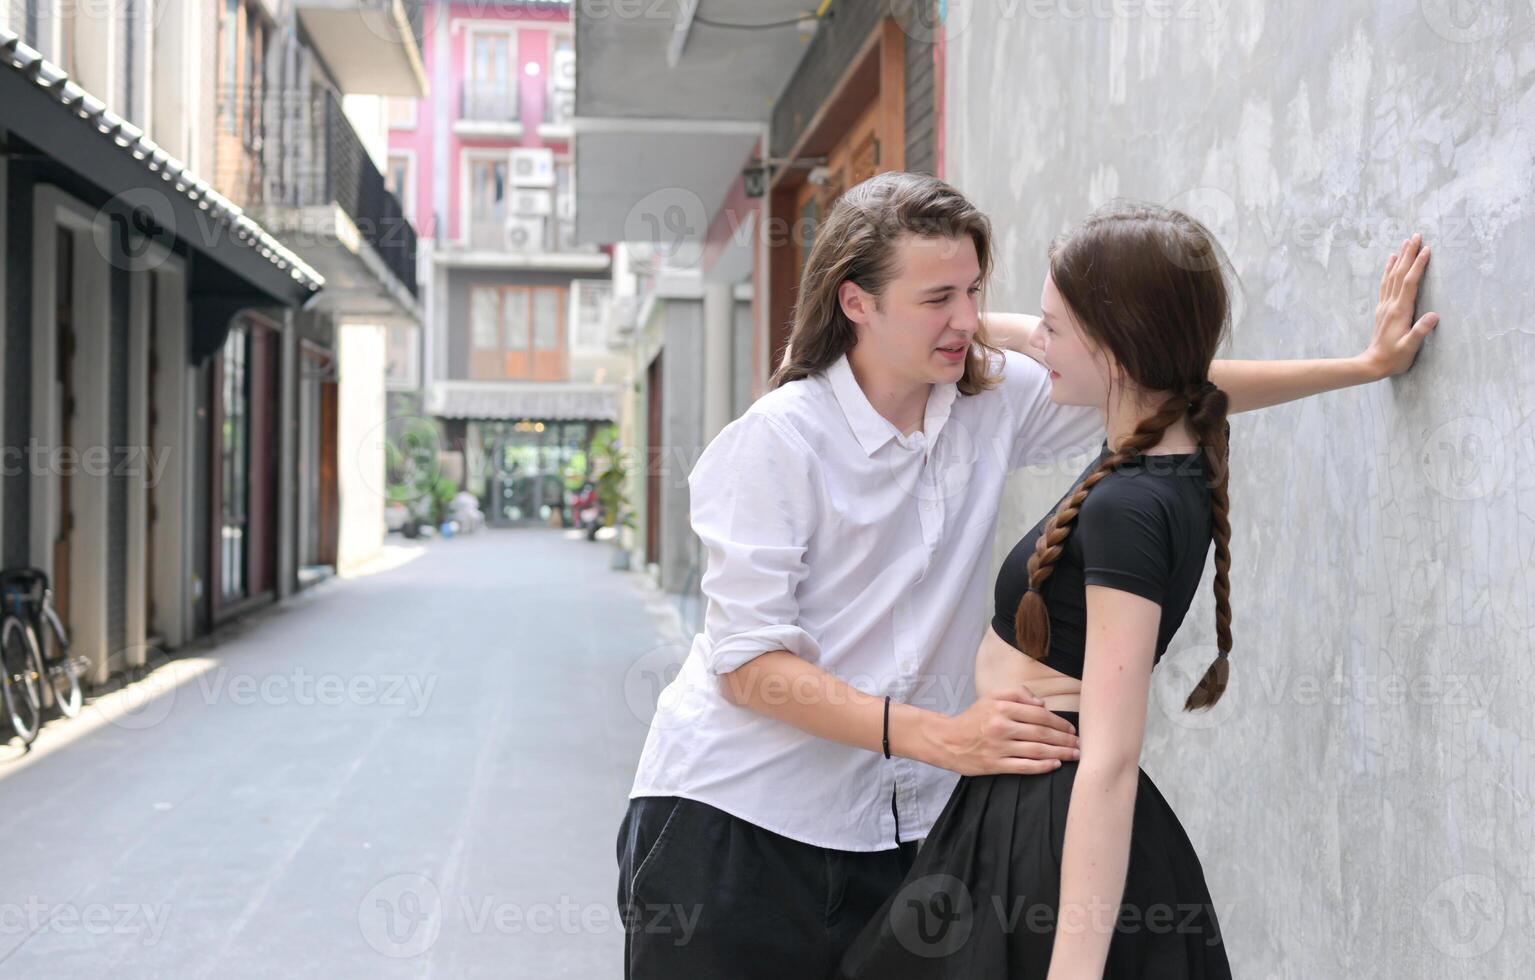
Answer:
[{"left": 385, "top": 0, "right": 618, "bottom": 526}]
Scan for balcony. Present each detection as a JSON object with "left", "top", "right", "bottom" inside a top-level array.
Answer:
[
  {"left": 456, "top": 79, "right": 522, "bottom": 138},
  {"left": 217, "top": 86, "right": 420, "bottom": 319},
  {"left": 295, "top": 0, "right": 428, "bottom": 97},
  {"left": 436, "top": 202, "right": 607, "bottom": 272}
]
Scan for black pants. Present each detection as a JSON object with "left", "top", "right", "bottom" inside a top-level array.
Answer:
[{"left": 616, "top": 795, "right": 921, "bottom": 979}]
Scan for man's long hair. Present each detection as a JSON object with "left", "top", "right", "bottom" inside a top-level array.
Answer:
[{"left": 770, "top": 172, "right": 1002, "bottom": 395}]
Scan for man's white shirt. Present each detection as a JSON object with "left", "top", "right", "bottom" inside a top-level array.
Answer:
[{"left": 628, "top": 349, "right": 1105, "bottom": 851}]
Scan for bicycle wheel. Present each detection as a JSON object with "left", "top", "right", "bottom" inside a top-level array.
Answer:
[
  {"left": 38, "top": 601, "right": 81, "bottom": 718},
  {"left": 1, "top": 615, "right": 43, "bottom": 745}
]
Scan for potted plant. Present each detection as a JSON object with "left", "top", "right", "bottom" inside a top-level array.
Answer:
[{"left": 590, "top": 425, "right": 636, "bottom": 568}]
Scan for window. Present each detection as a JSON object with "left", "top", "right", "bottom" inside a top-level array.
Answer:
[
  {"left": 547, "top": 33, "right": 575, "bottom": 124},
  {"left": 466, "top": 286, "right": 567, "bottom": 381},
  {"left": 387, "top": 96, "right": 417, "bottom": 129},
  {"left": 471, "top": 288, "right": 500, "bottom": 350},
  {"left": 465, "top": 31, "right": 516, "bottom": 121},
  {"left": 220, "top": 324, "right": 250, "bottom": 602},
  {"left": 218, "top": 0, "right": 268, "bottom": 148},
  {"left": 502, "top": 290, "right": 530, "bottom": 351},
  {"left": 532, "top": 291, "right": 559, "bottom": 350},
  {"left": 468, "top": 157, "right": 508, "bottom": 248}
]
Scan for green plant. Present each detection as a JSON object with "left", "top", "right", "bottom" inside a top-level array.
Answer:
[
  {"left": 386, "top": 417, "right": 444, "bottom": 510},
  {"left": 430, "top": 474, "right": 458, "bottom": 527},
  {"left": 591, "top": 425, "right": 634, "bottom": 531}
]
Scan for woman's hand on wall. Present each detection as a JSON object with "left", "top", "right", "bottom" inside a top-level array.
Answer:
[{"left": 1361, "top": 232, "right": 1439, "bottom": 379}]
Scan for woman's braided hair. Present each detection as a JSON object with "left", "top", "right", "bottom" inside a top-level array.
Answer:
[{"left": 1013, "top": 203, "right": 1235, "bottom": 711}]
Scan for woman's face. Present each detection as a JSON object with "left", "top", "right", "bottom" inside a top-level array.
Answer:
[{"left": 1032, "top": 271, "right": 1116, "bottom": 408}]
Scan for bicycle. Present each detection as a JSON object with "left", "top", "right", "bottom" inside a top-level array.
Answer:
[
  {"left": 0, "top": 608, "right": 43, "bottom": 746},
  {"left": 0, "top": 568, "right": 85, "bottom": 744}
]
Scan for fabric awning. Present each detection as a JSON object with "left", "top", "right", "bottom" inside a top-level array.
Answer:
[{"left": 427, "top": 381, "right": 620, "bottom": 422}]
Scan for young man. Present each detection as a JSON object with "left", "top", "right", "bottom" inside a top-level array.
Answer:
[{"left": 615, "top": 172, "right": 1437, "bottom": 978}]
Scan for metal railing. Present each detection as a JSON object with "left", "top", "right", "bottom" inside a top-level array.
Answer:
[
  {"left": 461, "top": 79, "right": 519, "bottom": 124},
  {"left": 214, "top": 86, "right": 418, "bottom": 298}
]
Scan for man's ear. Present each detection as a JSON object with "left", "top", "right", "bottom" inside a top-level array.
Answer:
[{"left": 839, "top": 280, "right": 876, "bottom": 325}]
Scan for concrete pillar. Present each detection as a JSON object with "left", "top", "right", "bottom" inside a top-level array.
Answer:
[
  {"left": 337, "top": 321, "right": 387, "bottom": 575},
  {"left": 702, "top": 282, "right": 733, "bottom": 443}
]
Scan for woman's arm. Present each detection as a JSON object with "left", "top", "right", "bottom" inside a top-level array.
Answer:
[
  {"left": 1046, "top": 584, "right": 1160, "bottom": 979},
  {"left": 983, "top": 234, "right": 1439, "bottom": 415}
]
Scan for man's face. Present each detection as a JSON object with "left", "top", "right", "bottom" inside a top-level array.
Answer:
[
  {"left": 1032, "top": 271, "right": 1114, "bottom": 407},
  {"left": 839, "top": 234, "right": 982, "bottom": 387}
]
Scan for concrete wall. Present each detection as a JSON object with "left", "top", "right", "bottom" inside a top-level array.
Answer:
[{"left": 948, "top": 3, "right": 1533, "bottom": 976}]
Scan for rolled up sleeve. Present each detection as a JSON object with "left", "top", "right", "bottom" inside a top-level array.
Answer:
[{"left": 689, "top": 412, "right": 822, "bottom": 676}]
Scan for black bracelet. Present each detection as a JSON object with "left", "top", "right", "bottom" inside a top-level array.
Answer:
[{"left": 883, "top": 695, "right": 892, "bottom": 759}]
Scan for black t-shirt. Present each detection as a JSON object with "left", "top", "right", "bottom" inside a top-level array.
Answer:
[{"left": 991, "top": 439, "right": 1215, "bottom": 679}]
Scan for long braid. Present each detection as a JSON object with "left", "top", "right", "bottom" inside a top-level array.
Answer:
[
  {"left": 1183, "top": 381, "right": 1233, "bottom": 710},
  {"left": 1013, "top": 380, "right": 1236, "bottom": 712}
]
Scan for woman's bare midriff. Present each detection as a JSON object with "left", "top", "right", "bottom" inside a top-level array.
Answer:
[{"left": 973, "top": 625, "right": 1082, "bottom": 712}]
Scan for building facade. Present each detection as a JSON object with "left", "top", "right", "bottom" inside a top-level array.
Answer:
[
  {"left": 387, "top": 0, "right": 622, "bottom": 528},
  {"left": 574, "top": 0, "right": 940, "bottom": 621},
  {"left": 208, "top": 0, "right": 427, "bottom": 582},
  {"left": 0, "top": 0, "right": 425, "bottom": 693}
]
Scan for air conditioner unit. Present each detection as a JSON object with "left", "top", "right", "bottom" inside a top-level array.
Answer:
[
  {"left": 547, "top": 90, "right": 576, "bottom": 126},
  {"left": 504, "top": 216, "right": 547, "bottom": 252},
  {"left": 510, "top": 148, "right": 555, "bottom": 187},
  {"left": 552, "top": 49, "right": 576, "bottom": 91},
  {"left": 510, "top": 189, "right": 552, "bottom": 216}
]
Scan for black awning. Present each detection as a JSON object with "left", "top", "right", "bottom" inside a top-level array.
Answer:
[{"left": 0, "top": 31, "right": 324, "bottom": 312}]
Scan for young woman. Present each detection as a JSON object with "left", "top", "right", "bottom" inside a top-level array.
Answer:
[{"left": 834, "top": 203, "right": 1432, "bottom": 977}]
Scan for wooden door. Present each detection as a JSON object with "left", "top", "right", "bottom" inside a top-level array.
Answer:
[
  {"left": 246, "top": 323, "right": 279, "bottom": 597},
  {"left": 644, "top": 352, "right": 663, "bottom": 568},
  {"left": 53, "top": 228, "right": 75, "bottom": 625},
  {"left": 317, "top": 379, "right": 339, "bottom": 566},
  {"left": 792, "top": 101, "right": 880, "bottom": 294}
]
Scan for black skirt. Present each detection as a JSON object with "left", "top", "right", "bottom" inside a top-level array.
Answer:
[{"left": 835, "top": 711, "right": 1232, "bottom": 979}]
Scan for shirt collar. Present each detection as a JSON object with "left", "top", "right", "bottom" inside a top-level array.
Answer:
[{"left": 826, "top": 353, "right": 960, "bottom": 457}]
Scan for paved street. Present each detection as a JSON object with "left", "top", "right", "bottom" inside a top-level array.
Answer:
[{"left": 0, "top": 528, "right": 673, "bottom": 979}]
